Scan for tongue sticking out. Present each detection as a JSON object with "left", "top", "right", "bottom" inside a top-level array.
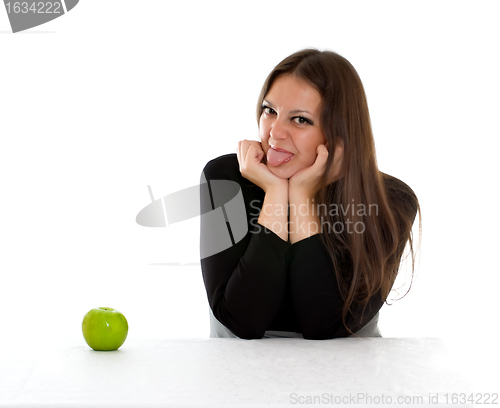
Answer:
[{"left": 267, "top": 148, "right": 294, "bottom": 167}]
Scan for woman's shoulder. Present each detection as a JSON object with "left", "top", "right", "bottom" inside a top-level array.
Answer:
[
  {"left": 380, "top": 172, "right": 419, "bottom": 219},
  {"left": 202, "top": 153, "right": 240, "bottom": 180}
]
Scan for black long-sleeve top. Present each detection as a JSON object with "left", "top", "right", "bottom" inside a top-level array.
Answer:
[{"left": 200, "top": 153, "right": 418, "bottom": 340}]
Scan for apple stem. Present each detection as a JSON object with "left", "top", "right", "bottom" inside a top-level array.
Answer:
[{"left": 147, "top": 185, "right": 155, "bottom": 203}]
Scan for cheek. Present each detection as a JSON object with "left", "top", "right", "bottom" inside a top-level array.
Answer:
[
  {"left": 298, "top": 140, "right": 318, "bottom": 163},
  {"left": 259, "top": 118, "right": 267, "bottom": 135},
  {"left": 299, "top": 132, "right": 326, "bottom": 164},
  {"left": 298, "top": 154, "right": 317, "bottom": 171}
]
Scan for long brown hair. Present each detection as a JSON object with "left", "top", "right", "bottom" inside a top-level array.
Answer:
[{"left": 256, "top": 49, "right": 421, "bottom": 334}]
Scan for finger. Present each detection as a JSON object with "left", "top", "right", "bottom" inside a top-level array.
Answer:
[
  {"left": 250, "top": 143, "right": 266, "bottom": 161},
  {"left": 255, "top": 143, "right": 264, "bottom": 160},
  {"left": 239, "top": 140, "right": 251, "bottom": 158},
  {"left": 257, "top": 141, "right": 264, "bottom": 156},
  {"left": 318, "top": 143, "right": 329, "bottom": 155},
  {"left": 240, "top": 140, "right": 252, "bottom": 163},
  {"left": 246, "top": 143, "right": 254, "bottom": 159},
  {"left": 237, "top": 140, "right": 250, "bottom": 167},
  {"left": 315, "top": 144, "right": 329, "bottom": 167},
  {"left": 294, "top": 144, "right": 327, "bottom": 180},
  {"left": 244, "top": 144, "right": 255, "bottom": 165}
]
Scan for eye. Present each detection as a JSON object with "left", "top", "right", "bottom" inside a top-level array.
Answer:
[
  {"left": 292, "top": 116, "right": 313, "bottom": 125},
  {"left": 262, "top": 106, "right": 276, "bottom": 115}
]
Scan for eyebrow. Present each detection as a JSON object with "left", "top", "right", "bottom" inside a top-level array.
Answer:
[{"left": 263, "top": 99, "right": 312, "bottom": 115}]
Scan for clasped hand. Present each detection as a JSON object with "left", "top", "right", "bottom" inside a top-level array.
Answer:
[
  {"left": 236, "top": 140, "right": 287, "bottom": 193},
  {"left": 289, "top": 142, "right": 344, "bottom": 199},
  {"left": 236, "top": 140, "right": 344, "bottom": 197}
]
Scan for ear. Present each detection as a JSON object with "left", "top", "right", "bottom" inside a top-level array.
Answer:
[{"left": 325, "top": 139, "right": 344, "bottom": 151}]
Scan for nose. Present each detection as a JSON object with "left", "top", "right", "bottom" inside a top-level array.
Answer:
[{"left": 269, "top": 118, "right": 289, "bottom": 141}]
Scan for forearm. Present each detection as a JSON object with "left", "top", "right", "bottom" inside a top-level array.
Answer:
[
  {"left": 288, "top": 235, "right": 353, "bottom": 339},
  {"left": 257, "top": 185, "right": 289, "bottom": 242},
  {"left": 201, "top": 187, "right": 289, "bottom": 338},
  {"left": 289, "top": 190, "right": 321, "bottom": 244},
  {"left": 200, "top": 156, "right": 289, "bottom": 338}
]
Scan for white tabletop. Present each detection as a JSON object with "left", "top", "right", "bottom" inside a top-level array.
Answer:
[{"left": 0, "top": 337, "right": 491, "bottom": 407}]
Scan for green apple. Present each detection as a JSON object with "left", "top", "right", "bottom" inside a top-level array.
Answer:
[{"left": 82, "top": 307, "right": 128, "bottom": 351}]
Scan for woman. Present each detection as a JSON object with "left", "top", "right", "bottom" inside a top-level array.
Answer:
[{"left": 200, "top": 49, "right": 420, "bottom": 340}]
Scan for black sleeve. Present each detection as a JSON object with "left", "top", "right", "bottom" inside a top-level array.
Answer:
[
  {"left": 200, "top": 155, "right": 291, "bottom": 339},
  {"left": 288, "top": 234, "right": 384, "bottom": 340}
]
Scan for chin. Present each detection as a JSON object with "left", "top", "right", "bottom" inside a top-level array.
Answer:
[{"left": 267, "top": 164, "right": 298, "bottom": 180}]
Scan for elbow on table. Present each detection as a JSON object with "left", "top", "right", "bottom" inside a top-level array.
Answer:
[
  {"left": 302, "top": 332, "right": 338, "bottom": 340},
  {"left": 212, "top": 307, "right": 267, "bottom": 340},
  {"left": 300, "top": 323, "right": 350, "bottom": 340},
  {"left": 228, "top": 320, "right": 268, "bottom": 340},
  {"left": 235, "top": 330, "right": 266, "bottom": 340}
]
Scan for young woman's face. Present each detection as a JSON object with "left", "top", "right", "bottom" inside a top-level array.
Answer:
[{"left": 259, "top": 74, "right": 326, "bottom": 179}]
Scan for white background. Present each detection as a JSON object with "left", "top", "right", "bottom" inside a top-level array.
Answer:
[{"left": 1, "top": 1, "right": 499, "bottom": 354}]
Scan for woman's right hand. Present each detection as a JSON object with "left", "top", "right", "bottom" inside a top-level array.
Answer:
[{"left": 236, "top": 140, "right": 287, "bottom": 193}]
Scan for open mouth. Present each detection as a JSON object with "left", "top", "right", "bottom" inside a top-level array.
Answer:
[{"left": 267, "top": 145, "right": 294, "bottom": 167}]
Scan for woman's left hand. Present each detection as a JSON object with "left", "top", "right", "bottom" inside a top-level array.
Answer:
[{"left": 289, "top": 143, "right": 344, "bottom": 199}]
